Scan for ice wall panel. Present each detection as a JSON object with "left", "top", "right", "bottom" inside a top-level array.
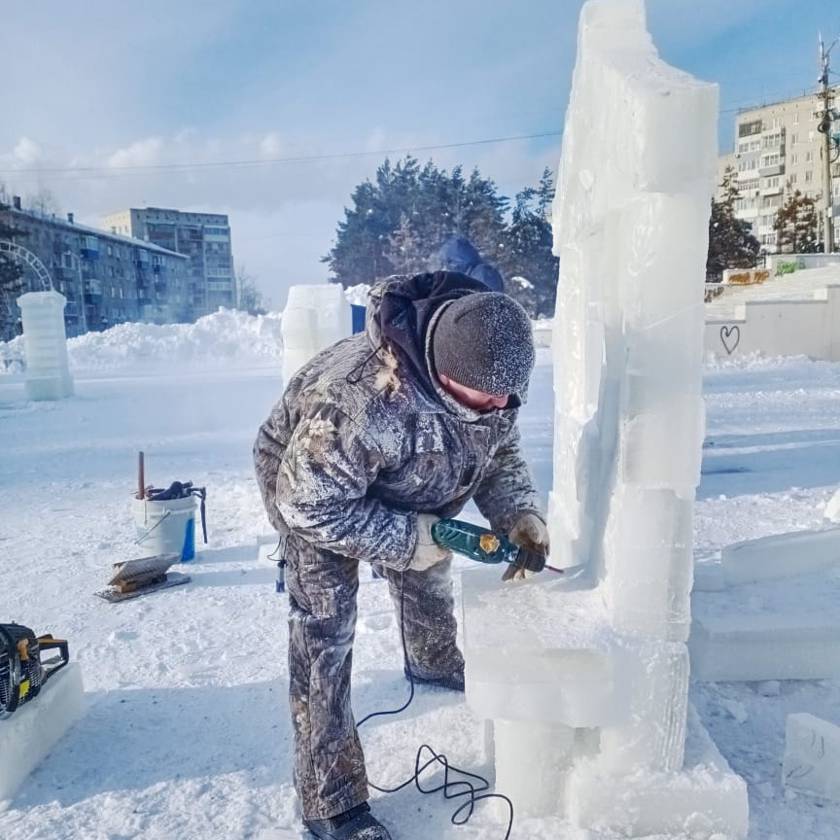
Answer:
[
  {"left": 604, "top": 486, "right": 694, "bottom": 640},
  {"left": 598, "top": 642, "right": 689, "bottom": 772},
  {"left": 493, "top": 720, "right": 575, "bottom": 817},
  {"left": 569, "top": 707, "right": 748, "bottom": 838}
]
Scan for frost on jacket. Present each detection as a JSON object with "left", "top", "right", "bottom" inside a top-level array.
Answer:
[{"left": 253, "top": 272, "right": 541, "bottom": 571}]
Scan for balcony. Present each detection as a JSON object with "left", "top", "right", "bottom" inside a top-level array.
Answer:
[
  {"left": 83, "top": 279, "right": 102, "bottom": 300},
  {"left": 759, "top": 163, "right": 784, "bottom": 177},
  {"left": 761, "top": 183, "right": 783, "bottom": 196}
]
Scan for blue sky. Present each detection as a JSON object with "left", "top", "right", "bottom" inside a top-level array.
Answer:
[{"left": 3, "top": 0, "right": 839, "bottom": 304}]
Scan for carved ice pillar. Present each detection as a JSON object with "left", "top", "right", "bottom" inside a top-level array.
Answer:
[
  {"left": 462, "top": 1, "right": 749, "bottom": 836},
  {"left": 549, "top": 0, "right": 714, "bottom": 780}
]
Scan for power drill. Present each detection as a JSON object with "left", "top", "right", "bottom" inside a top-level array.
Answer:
[{"left": 431, "top": 518, "right": 559, "bottom": 575}]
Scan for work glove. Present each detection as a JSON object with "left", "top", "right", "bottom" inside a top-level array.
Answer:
[
  {"left": 409, "top": 514, "right": 451, "bottom": 572},
  {"left": 502, "top": 512, "right": 550, "bottom": 582}
]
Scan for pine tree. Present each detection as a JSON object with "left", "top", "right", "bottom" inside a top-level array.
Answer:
[
  {"left": 385, "top": 212, "right": 427, "bottom": 275},
  {"left": 706, "top": 166, "right": 761, "bottom": 280},
  {"left": 322, "top": 157, "right": 511, "bottom": 287},
  {"left": 773, "top": 184, "right": 820, "bottom": 254},
  {"left": 0, "top": 200, "right": 26, "bottom": 341},
  {"left": 455, "top": 168, "right": 509, "bottom": 266},
  {"left": 499, "top": 168, "right": 559, "bottom": 317}
]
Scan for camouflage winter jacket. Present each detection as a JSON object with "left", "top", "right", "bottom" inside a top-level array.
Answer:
[{"left": 253, "top": 272, "right": 541, "bottom": 571}]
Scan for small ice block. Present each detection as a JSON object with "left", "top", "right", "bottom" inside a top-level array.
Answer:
[
  {"left": 721, "top": 527, "right": 840, "bottom": 587},
  {"left": 0, "top": 662, "right": 85, "bottom": 805},
  {"left": 783, "top": 712, "right": 840, "bottom": 802}
]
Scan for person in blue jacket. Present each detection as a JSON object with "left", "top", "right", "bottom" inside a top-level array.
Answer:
[{"left": 433, "top": 235, "right": 505, "bottom": 293}]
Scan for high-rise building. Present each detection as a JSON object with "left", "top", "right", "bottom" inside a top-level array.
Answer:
[
  {"left": 0, "top": 196, "right": 189, "bottom": 339},
  {"left": 103, "top": 208, "right": 236, "bottom": 316},
  {"left": 719, "top": 87, "right": 840, "bottom": 251}
]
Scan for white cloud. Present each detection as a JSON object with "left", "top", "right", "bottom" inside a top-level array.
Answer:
[
  {"left": 13, "top": 138, "right": 43, "bottom": 165},
  {"left": 1, "top": 125, "right": 555, "bottom": 305},
  {"left": 107, "top": 137, "right": 164, "bottom": 169},
  {"left": 259, "top": 132, "right": 283, "bottom": 158}
]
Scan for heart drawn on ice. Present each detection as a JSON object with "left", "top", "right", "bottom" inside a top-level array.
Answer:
[{"left": 720, "top": 325, "right": 740, "bottom": 355}]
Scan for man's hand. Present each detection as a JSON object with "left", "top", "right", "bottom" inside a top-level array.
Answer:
[
  {"left": 502, "top": 512, "right": 549, "bottom": 582},
  {"left": 409, "top": 514, "right": 452, "bottom": 572}
]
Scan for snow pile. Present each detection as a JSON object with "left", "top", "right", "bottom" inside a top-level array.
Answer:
[
  {"left": 344, "top": 283, "right": 371, "bottom": 306},
  {"left": 1, "top": 308, "right": 284, "bottom": 375}
]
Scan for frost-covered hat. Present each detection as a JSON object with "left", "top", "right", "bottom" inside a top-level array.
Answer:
[{"left": 431, "top": 292, "right": 535, "bottom": 395}]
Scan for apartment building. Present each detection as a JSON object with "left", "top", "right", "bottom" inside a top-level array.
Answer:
[
  {"left": 720, "top": 87, "right": 840, "bottom": 251},
  {"left": 1, "top": 196, "right": 189, "bottom": 338},
  {"left": 103, "top": 207, "right": 236, "bottom": 316}
]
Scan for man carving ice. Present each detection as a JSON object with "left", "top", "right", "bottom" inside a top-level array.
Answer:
[{"left": 254, "top": 271, "right": 548, "bottom": 839}]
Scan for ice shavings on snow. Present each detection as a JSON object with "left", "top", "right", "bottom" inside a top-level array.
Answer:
[{"left": 1, "top": 308, "right": 283, "bottom": 375}]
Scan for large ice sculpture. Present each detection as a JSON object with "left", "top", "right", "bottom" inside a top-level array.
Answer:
[{"left": 461, "top": 1, "right": 748, "bottom": 835}]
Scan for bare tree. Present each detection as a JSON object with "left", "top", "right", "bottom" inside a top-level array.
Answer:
[
  {"left": 235, "top": 264, "right": 268, "bottom": 315},
  {"left": 24, "top": 188, "right": 60, "bottom": 216}
]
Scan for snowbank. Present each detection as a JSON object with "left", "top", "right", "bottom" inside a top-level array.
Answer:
[
  {"left": 344, "top": 283, "right": 371, "bottom": 306},
  {"left": 1, "top": 308, "right": 284, "bottom": 375}
]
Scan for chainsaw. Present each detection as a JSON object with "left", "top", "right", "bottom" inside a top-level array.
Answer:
[
  {"left": 431, "top": 518, "right": 562, "bottom": 576},
  {"left": 0, "top": 623, "right": 70, "bottom": 718}
]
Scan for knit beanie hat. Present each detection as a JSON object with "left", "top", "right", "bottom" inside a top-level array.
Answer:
[{"left": 431, "top": 292, "right": 535, "bottom": 395}]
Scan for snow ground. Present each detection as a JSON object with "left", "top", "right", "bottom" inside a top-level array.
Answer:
[{"left": 1, "top": 353, "right": 839, "bottom": 839}]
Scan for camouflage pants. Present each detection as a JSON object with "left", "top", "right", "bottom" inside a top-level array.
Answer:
[{"left": 284, "top": 533, "right": 464, "bottom": 820}]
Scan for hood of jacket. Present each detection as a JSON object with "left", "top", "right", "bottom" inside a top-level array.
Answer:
[{"left": 366, "top": 271, "right": 522, "bottom": 409}]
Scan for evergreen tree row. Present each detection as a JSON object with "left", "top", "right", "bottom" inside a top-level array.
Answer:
[{"left": 322, "top": 156, "right": 559, "bottom": 317}]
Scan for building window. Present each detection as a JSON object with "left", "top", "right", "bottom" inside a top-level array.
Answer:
[
  {"left": 761, "top": 153, "right": 781, "bottom": 167},
  {"left": 789, "top": 173, "right": 798, "bottom": 184},
  {"left": 790, "top": 133, "right": 798, "bottom": 144},
  {"left": 764, "top": 176, "right": 780, "bottom": 188},
  {"left": 790, "top": 153, "right": 798, "bottom": 165},
  {"left": 739, "top": 119, "right": 763, "bottom": 138},
  {"left": 805, "top": 150, "right": 814, "bottom": 163},
  {"left": 805, "top": 170, "right": 814, "bottom": 183}
]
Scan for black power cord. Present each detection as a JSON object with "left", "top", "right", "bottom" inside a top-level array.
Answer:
[{"left": 357, "top": 573, "right": 515, "bottom": 839}]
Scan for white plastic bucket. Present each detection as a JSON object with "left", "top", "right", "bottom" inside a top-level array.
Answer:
[{"left": 133, "top": 496, "right": 198, "bottom": 561}]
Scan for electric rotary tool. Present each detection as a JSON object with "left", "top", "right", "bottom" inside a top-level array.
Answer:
[{"left": 431, "top": 518, "right": 562, "bottom": 575}]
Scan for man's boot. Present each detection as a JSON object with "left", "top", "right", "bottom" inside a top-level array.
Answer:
[
  {"left": 304, "top": 802, "right": 391, "bottom": 839},
  {"left": 404, "top": 665, "right": 464, "bottom": 692}
]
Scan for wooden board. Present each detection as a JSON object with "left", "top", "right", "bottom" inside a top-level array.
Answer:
[
  {"left": 95, "top": 572, "right": 191, "bottom": 603},
  {"left": 108, "top": 553, "right": 180, "bottom": 587}
]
